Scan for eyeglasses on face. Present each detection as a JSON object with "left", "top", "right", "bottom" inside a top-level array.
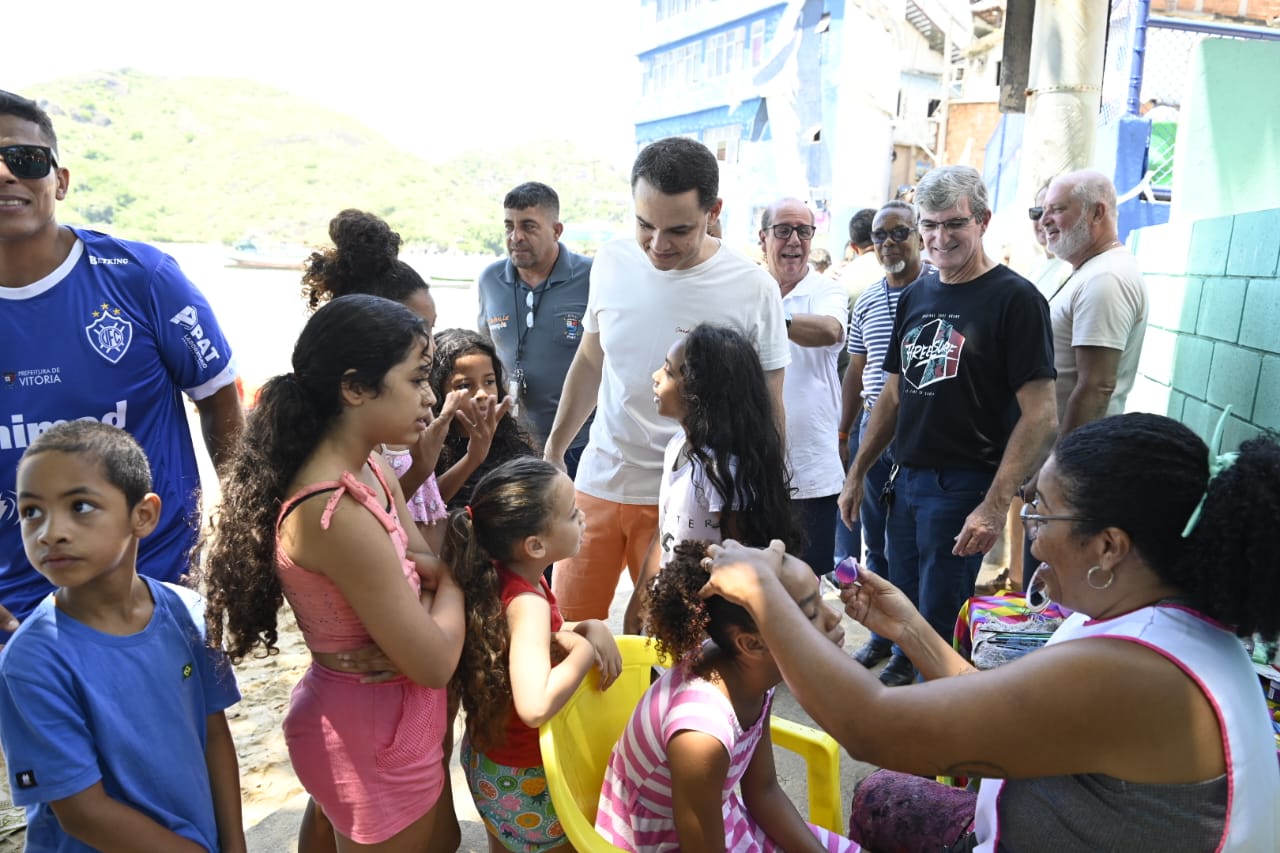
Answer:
[
  {"left": 766, "top": 223, "right": 816, "bottom": 241},
  {"left": 1028, "top": 206, "right": 1045, "bottom": 221},
  {"left": 0, "top": 145, "right": 58, "bottom": 180},
  {"left": 917, "top": 216, "right": 974, "bottom": 233},
  {"left": 1019, "top": 499, "right": 1092, "bottom": 536},
  {"left": 871, "top": 226, "right": 914, "bottom": 244}
]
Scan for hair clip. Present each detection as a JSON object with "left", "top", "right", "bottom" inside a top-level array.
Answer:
[
  {"left": 464, "top": 505, "right": 474, "bottom": 520},
  {"left": 1181, "top": 406, "right": 1239, "bottom": 538}
]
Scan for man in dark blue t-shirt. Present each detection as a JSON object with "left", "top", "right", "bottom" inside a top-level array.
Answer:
[
  {"left": 838, "top": 165, "right": 1057, "bottom": 685},
  {"left": 0, "top": 90, "right": 244, "bottom": 636}
]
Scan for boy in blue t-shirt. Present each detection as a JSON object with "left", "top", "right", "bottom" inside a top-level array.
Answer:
[{"left": 0, "top": 421, "right": 244, "bottom": 853}]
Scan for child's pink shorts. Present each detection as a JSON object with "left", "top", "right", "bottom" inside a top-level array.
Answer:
[{"left": 283, "top": 663, "right": 447, "bottom": 844}]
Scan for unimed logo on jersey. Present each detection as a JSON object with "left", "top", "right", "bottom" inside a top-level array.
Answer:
[
  {"left": 0, "top": 401, "right": 128, "bottom": 454},
  {"left": 901, "top": 319, "right": 964, "bottom": 390}
]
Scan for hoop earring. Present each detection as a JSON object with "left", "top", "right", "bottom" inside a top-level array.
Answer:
[{"left": 1086, "top": 565, "right": 1115, "bottom": 591}]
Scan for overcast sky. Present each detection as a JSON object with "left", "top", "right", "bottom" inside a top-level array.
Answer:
[{"left": 7, "top": 0, "right": 640, "bottom": 165}]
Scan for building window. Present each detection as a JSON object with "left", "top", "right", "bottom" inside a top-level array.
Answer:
[
  {"left": 703, "top": 124, "right": 741, "bottom": 163},
  {"left": 750, "top": 20, "right": 766, "bottom": 66}
]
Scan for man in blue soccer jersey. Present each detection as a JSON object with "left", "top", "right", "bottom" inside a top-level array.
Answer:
[{"left": 0, "top": 90, "right": 244, "bottom": 636}]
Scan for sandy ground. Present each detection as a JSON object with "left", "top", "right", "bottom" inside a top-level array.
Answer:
[{"left": 236, "top": 575, "right": 889, "bottom": 852}]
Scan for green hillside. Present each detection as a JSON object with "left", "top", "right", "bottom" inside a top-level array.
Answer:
[{"left": 30, "top": 70, "right": 631, "bottom": 252}]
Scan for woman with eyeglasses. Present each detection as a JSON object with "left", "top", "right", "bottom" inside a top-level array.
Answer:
[{"left": 701, "top": 412, "right": 1280, "bottom": 852}]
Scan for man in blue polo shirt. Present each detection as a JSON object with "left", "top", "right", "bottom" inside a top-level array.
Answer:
[
  {"left": 477, "top": 182, "right": 592, "bottom": 476},
  {"left": 0, "top": 90, "right": 244, "bottom": 637}
]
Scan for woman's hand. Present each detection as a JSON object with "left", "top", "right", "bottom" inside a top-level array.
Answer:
[
  {"left": 839, "top": 565, "right": 921, "bottom": 645},
  {"left": 574, "top": 620, "right": 622, "bottom": 690},
  {"left": 699, "top": 539, "right": 787, "bottom": 611}
]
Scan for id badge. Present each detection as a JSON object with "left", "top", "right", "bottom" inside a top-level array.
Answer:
[{"left": 507, "top": 377, "right": 521, "bottom": 418}]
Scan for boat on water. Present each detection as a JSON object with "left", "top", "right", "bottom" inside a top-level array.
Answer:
[{"left": 226, "top": 240, "right": 311, "bottom": 270}]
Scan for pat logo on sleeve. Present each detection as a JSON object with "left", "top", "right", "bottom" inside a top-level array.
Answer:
[
  {"left": 182, "top": 663, "right": 194, "bottom": 679},
  {"left": 169, "top": 306, "right": 223, "bottom": 369},
  {"left": 15, "top": 770, "right": 36, "bottom": 789}
]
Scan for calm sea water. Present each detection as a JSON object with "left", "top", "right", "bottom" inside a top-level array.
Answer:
[
  {"left": 161, "top": 243, "right": 495, "bottom": 393},
  {"left": 162, "top": 243, "right": 496, "bottom": 496}
]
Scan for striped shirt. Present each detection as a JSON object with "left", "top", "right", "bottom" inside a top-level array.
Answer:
[
  {"left": 846, "top": 266, "right": 936, "bottom": 406},
  {"left": 595, "top": 663, "right": 859, "bottom": 852}
]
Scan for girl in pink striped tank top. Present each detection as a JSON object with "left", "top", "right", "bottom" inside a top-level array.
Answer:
[
  {"left": 202, "top": 294, "right": 466, "bottom": 852},
  {"left": 596, "top": 541, "right": 860, "bottom": 853}
]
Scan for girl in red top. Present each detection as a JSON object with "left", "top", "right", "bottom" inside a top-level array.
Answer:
[{"left": 448, "top": 457, "right": 620, "bottom": 853}]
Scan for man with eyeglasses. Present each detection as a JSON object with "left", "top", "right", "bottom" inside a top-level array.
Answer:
[
  {"left": 544, "top": 137, "right": 789, "bottom": 623},
  {"left": 1018, "top": 169, "right": 1148, "bottom": 587},
  {"left": 759, "top": 198, "right": 847, "bottom": 579},
  {"left": 0, "top": 91, "right": 244, "bottom": 645},
  {"left": 839, "top": 165, "right": 1057, "bottom": 664},
  {"left": 837, "top": 200, "right": 937, "bottom": 683},
  {"left": 477, "top": 182, "right": 592, "bottom": 478}
]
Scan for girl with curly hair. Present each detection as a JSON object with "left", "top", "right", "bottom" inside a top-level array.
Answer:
[
  {"left": 447, "top": 457, "right": 620, "bottom": 853},
  {"left": 201, "top": 294, "right": 465, "bottom": 852},
  {"left": 623, "top": 323, "right": 800, "bottom": 633},
  {"left": 597, "top": 540, "right": 855, "bottom": 852},
  {"left": 430, "top": 328, "right": 537, "bottom": 510},
  {"left": 302, "top": 208, "right": 464, "bottom": 555}
]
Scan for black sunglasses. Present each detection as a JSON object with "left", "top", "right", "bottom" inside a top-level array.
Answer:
[
  {"left": 871, "top": 226, "right": 914, "bottom": 244},
  {"left": 1028, "top": 206, "right": 1044, "bottom": 221},
  {"left": 0, "top": 145, "right": 58, "bottom": 180}
]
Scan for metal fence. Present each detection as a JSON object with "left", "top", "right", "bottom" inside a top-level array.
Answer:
[{"left": 1101, "top": 0, "right": 1280, "bottom": 194}]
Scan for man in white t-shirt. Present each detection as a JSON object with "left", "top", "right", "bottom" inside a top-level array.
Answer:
[
  {"left": 543, "top": 137, "right": 790, "bottom": 620},
  {"left": 1020, "top": 170, "right": 1148, "bottom": 586},
  {"left": 760, "top": 198, "right": 847, "bottom": 576}
]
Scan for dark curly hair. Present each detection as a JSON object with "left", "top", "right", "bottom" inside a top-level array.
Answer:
[
  {"left": 445, "top": 458, "right": 562, "bottom": 752},
  {"left": 1053, "top": 412, "right": 1280, "bottom": 637},
  {"left": 301, "top": 209, "right": 430, "bottom": 312},
  {"left": 678, "top": 324, "right": 801, "bottom": 551},
  {"left": 200, "top": 294, "right": 430, "bottom": 661},
  {"left": 645, "top": 540, "right": 758, "bottom": 673},
  {"left": 430, "top": 328, "right": 537, "bottom": 506}
]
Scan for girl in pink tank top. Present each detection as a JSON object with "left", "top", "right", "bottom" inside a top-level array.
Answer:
[
  {"left": 448, "top": 457, "right": 620, "bottom": 853},
  {"left": 202, "top": 292, "right": 466, "bottom": 852}
]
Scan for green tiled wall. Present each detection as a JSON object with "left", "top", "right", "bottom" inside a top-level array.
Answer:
[{"left": 1129, "top": 209, "right": 1280, "bottom": 449}]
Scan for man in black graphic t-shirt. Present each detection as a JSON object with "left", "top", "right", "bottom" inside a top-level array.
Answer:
[{"left": 839, "top": 166, "right": 1056, "bottom": 685}]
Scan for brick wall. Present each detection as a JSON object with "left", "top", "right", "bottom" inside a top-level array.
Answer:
[
  {"left": 1127, "top": 207, "right": 1280, "bottom": 449},
  {"left": 943, "top": 101, "right": 1001, "bottom": 171},
  {"left": 1163, "top": 0, "right": 1280, "bottom": 22}
]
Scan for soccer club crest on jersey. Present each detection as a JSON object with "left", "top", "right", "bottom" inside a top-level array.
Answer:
[{"left": 85, "top": 303, "right": 134, "bottom": 364}]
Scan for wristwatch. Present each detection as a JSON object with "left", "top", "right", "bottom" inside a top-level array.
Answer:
[{"left": 784, "top": 311, "right": 793, "bottom": 329}]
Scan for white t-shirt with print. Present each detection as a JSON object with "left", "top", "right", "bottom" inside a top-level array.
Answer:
[{"left": 656, "top": 432, "right": 729, "bottom": 567}]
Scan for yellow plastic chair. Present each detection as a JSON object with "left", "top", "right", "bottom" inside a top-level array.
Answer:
[{"left": 539, "top": 634, "right": 845, "bottom": 852}]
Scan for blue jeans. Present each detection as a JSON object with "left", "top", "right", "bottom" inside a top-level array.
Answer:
[
  {"left": 885, "top": 466, "right": 993, "bottom": 641},
  {"left": 833, "top": 431, "right": 862, "bottom": 568},
  {"left": 794, "top": 494, "right": 838, "bottom": 577},
  {"left": 860, "top": 411, "right": 896, "bottom": 650}
]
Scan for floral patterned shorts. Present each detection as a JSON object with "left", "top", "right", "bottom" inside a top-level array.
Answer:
[{"left": 460, "top": 738, "right": 566, "bottom": 853}]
